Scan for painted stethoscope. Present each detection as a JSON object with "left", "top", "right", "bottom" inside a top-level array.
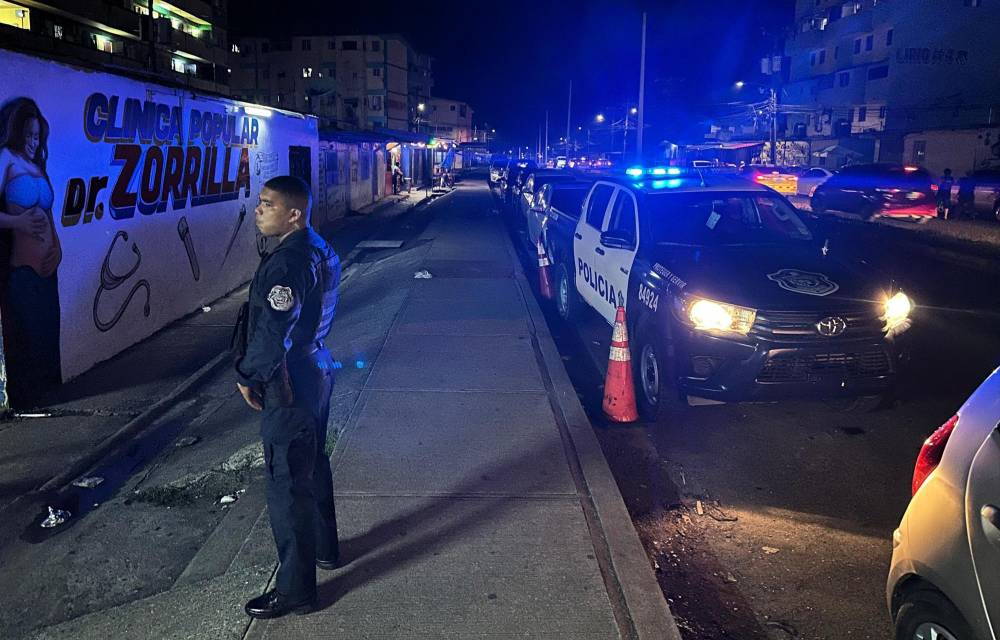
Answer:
[{"left": 93, "top": 230, "right": 151, "bottom": 332}]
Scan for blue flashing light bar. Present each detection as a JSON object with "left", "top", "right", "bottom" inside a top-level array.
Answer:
[
  {"left": 626, "top": 166, "right": 683, "bottom": 179},
  {"left": 625, "top": 166, "right": 644, "bottom": 177}
]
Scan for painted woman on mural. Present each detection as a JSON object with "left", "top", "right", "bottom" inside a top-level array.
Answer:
[{"left": 0, "top": 97, "right": 62, "bottom": 405}]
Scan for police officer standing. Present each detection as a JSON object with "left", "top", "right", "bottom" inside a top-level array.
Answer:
[{"left": 235, "top": 175, "right": 341, "bottom": 618}]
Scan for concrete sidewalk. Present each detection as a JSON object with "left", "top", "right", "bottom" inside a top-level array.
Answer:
[{"left": 246, "top": 186, "right": 679, "bottom": 639}]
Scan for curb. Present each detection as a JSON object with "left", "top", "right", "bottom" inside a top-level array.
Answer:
[{"left": 503, "top": 219, "right": 682, "bottom": 638}]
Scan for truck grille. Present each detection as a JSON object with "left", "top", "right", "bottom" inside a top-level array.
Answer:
[
  {"left": 752, "top": 308, "right": 884, "bottom": 343},
  {"left": 756, "top": 349, "right": 892, "bottom": 384}
]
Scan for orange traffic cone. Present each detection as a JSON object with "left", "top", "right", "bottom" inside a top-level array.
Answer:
[
  {"left": 536, "top": 240, "right": 554, "bottom": 300},
  {"left": 602, "top": 306, "right": 639, "bottom": 423}
]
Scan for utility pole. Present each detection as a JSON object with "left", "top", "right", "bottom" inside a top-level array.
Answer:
[
  {"left": 566, "top": 80, "right": 572, "bottom": 157},
  {"left": 770, "top": 87, "right": 778, "bottom": 165},
  {"left": 636, "top": 12, "right": 647, "bottom": 160},
  {"left": 544, "top": 110, "right": 549, "bottom": 165}
]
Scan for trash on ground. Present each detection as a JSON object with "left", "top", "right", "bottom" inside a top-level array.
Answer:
[
  {"left": 696, "top": 500, "right": 705, "bottom": 516},
  {"left": 202, "top": 306, "right": 211, "bottom": 313},
  {"left": 219, "top": 489, "right": 246, "bottom": 505},
  {"left": 72, "top": 476, "right": 104, "bottom": 489},
  {"left": 724, "top": 572, "right": 738, "bottom": 583},
  {"left": 175, "top": 436, "right": 201, "bottom": 448},
  {"left": 15, "top": 413, "right": 52, "bottom": 419},
  {"left": 762, "top": 546, "right": 781, "bottom": 555},
  {"left": 413, "top": 269, "right": 433, "bottom": 279},
  {"left": 40, "top": 506, "right": 71, "bottom": 529}
]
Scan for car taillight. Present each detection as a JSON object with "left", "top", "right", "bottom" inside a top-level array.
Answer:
[
  {"left": 930, "top": 184, "right": 939, "bottom": 192},
  {"left": 912, "top": 414, "right": 959, "bottom": 495},
  {"left": 754, "top": 175, "right": 765, "bottom": 182}
]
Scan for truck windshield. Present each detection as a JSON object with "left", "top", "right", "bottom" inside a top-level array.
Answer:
[{"left": 648, "top": 192, "right": 813, "bottom": 246}]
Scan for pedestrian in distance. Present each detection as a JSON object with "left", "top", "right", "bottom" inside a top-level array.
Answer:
[
  {"left": 233, "top": 175, "right": 342, "bottom": 619},
  {"left": 937, "top": 168, "right": 954, "bottom": 219}
]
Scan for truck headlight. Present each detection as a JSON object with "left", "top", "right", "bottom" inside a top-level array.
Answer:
[
  {"left": 883, "top": 291, "right": 912, "bottom": 333},
  {"left": 685, "top": 298, "right": 756, "bottom": 335}
]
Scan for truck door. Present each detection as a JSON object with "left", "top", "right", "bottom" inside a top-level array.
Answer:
[
  {"left": 594, "top": 188, "right": 639, "bottom": 324},
  {"left": 967, "top": 422, "right": 1000, "bottom": 632},
  {"left": 575, "top": 183, "right": 616, "bottom": 313}
]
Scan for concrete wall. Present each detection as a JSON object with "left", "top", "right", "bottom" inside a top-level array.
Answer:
[
  {"left": 316, "top": 141, "right": 386, "bottom": 225},
  {"left": 0, "top": 48, "right": 318, "bottom": 382},
  {"left": 904, "top": 128, "right": 1000, "bottom": 176}
]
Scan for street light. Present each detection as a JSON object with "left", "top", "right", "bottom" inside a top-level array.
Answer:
[
  {"left": 417, "top": 103, "right": 426, "bottom": 112},
  {"left": 629, "top": 107, "right": 638, "bottom": 115},
  {"left": 595, "top": 113, "right": 605, "bottom": 123}
]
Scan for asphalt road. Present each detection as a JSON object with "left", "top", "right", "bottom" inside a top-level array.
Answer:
[{"left": 506, "top": 190, "right": 1000, "bottom": 639}]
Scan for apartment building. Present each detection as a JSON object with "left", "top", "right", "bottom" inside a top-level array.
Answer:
[{"left": 0, "top": 0, "right": 231, "bottom": 95}]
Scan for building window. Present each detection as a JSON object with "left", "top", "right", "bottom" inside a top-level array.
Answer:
[
  {"left": 886, "top": 29, "right": 893, "bottom": 46},
  {"left": 342, "top": 40, "right": 358, "bottom": 50},
  {"left": 838, "top": 71, "right": 850, "bottom": 87},
  {"left": 854, "top": 38, "right": 861, "bottom": 54},
  {"left": 371, "top": 40, "right": 381, "bottom": 52},
  {"left": 352, "top": 71, "right": 358, "bottom": 80},
  {"left": 964, "top": 0, "right": 981, "bottom": 6},
  {"left": 858, "top": 106, "right": 867, "bottom": 122},
  {"left": 450, "top": 104, "right": 456, "bottom": 111},
  {"left": 277, "top": 71, "right": 285, "bottom": 79},
  {"left": 879, "top": 106, "right": 887, "bottom": 119},
  {"left": 327, "top": 40, "right": 335, "bottom": 50},
  {"left": 301, "top": 39, "right": 311, "bottom": 51},
  {"left": 819, "top": 49, "right": 826, "bottom": 64},
  {"left": 53, "top": 24, "right": 63, "bottom": 39},
  {"left": 834, "top": 46, "right": 839, "bottom": 59},
  {"left": 328, "top": 67, "right": 335, "bottom": 77},
  {"left": 810, "top": 52, "right": 817, "bottom": 66},
  {"left": 867, "top": 65, "right": 889, "bottom": 80},
  {"left": 302, "top": 67, "right": 313, "bottom": 78},
  {"left": 912, "top": 141, "right": 926, "bottom": 165},
  {"left": 231, "top": 43, "right": 240, "bottom": 54},
  {"left": 460, "top": 105, "right": 467, "bottom": 118},
  {"left": 865, "top": 34, "right": 873, "bottom": 51},
  {"left": 372, "top": 67, "right": 381, "bottom": 77},
  {"left": 132, "top": 2, "right": 150, "bottom": 16}
]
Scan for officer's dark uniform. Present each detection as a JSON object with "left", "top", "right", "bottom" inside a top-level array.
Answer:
[{"left": 235, "top": 226, "right": 341, "bottom": 602}]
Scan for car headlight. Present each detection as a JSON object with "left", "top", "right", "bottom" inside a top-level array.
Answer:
[
  {"left": 883, "top": 291, "right": 912, "bottom": 332},
  {"left": 684, "top": 297, "right": 756, "bottom": 335}
]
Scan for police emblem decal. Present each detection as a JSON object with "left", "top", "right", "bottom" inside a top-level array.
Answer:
[
  {"left": 267, "top": 285, "right": 294, "bottom": 311},
  {"left": 766, "top": 269, "right": 840, "bottom": 297}
]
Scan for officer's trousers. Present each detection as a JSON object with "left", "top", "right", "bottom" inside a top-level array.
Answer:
[{"left": 260, "top": 349, "right": 339, "bottom": 600}]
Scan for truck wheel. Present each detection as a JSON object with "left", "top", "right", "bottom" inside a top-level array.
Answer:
[
  {"left": 810, "top": 194, "right": 826, "bottom": 215},
  {"left": 633, "top": 325, "right": 682, "bottom": 422},
  {"left": 556, "top": 263, "right": 581, "bottom": 322}
]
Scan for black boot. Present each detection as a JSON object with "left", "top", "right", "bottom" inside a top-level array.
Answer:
[{"left": 245, "top": 589, "right": 316, "bottom": 619}]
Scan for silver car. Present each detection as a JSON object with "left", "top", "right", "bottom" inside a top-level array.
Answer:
[{"left": 887, "top": 366, "right": 1000, "bottom": 640}]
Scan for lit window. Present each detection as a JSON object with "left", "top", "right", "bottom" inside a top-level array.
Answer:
[
  {"left": 231, "top": 43, "right": 240, "bottom": 54},
  {"left": 133, "top": 2, "right": 150, "bottom": 16},
  {"left": 95, "top": 33, "right": 116, "bottom": 53},
  {"left": 1, "top": 4, "right": 30, "bottom": 30},
  {"left": 302, "top": 67, "right": 313, "bottom": 78},
  {"left": 53, "top": 24, "right": 63, "bottom": 39}
]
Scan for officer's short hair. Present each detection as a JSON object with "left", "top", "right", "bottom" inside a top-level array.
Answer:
[{"left": 264, "top": 175, "right": 311, "bottom": 220}]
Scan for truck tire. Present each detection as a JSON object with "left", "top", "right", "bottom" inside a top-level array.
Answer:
[
  {"left": 633, "top": 324, "right": 682, "bottom": 422},
  {"left": 555, "top": 263, "right": 581, "bottom": 322}
]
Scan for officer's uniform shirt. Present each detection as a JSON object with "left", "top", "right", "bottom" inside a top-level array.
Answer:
[{"left": 236, "top": 227, "right": 340, "bottom": 387}]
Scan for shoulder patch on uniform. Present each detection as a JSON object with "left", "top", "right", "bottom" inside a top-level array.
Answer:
[{"left": 267, "top": 285, "right": 294, "bottom": 311}]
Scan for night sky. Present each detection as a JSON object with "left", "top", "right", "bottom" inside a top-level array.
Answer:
[{"left": 230, "top": 0, "right": 795, "bottom": 150}]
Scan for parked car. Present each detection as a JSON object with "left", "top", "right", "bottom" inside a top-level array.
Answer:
[
  {"left": 796, "top": 167, "right": 833, "bottom": 196},
  {"left": 954, "top": 168, "right": 1000, "bottom": 222},
  {"left": 519, "top": 171, "right": 580, "bottom": 234},
  {"left": 527, "top": 180, "right": 592, "bottom": 254},
  {"left": 544, "top": 166, "right": 913, "bottom": 417},
  {"left": 811, "top": 164, "right": 937, "bottom": 222},
  {"left": 489, "top": 157, "right": 510, "bottom": 188},
  {"left": 739, "top": 165, "right": 800, "bottom": 194},
  {"left": 886, "top": 366, "right": 1000, "bottom": 640},
  {"left": 503, "top": 160, "right": 537, "bottom": 210}
]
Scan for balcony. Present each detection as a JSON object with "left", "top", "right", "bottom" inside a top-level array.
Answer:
[
  {"left": 153, "top": 18, "right": 227, "bottom": 64},
  {"left": 32, "top": 0, "right": 142, "bottom": 39}
]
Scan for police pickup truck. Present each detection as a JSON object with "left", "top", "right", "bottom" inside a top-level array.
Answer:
[{"left": 543, "top": 166, "right": 913, "bottom": 418}]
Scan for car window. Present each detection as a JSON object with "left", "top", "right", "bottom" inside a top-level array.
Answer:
[
  {"left": 648, "top": 192, "right": 813, "bottom": 246},
  {"left": 806, "top": 169, "right": 826, "bottom": 177},
  {"left": 585, "top": 185, "right": 614, "bottom": 229},
  {"left": 606, "top": 191, "right": 637, "bottom": 247},
  {"left": 550, "top": 187, "right": 587, "bottom": 220}
]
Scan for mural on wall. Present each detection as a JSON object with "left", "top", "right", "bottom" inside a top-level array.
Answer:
[
  {"left": 0, "top": 97, "right": 62, "bottom": 403},
  {"left": 0, "top": 49, "right": 318, "bottom": 400}
]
